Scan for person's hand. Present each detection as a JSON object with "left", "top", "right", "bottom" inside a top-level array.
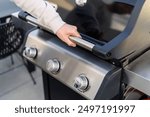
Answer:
[{"left": 56, "top": 23, "right": 81, "bottom": 47}]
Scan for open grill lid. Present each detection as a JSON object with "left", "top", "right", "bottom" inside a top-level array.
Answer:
[{"left": 17, "top": 0, "right": 150, "bottom": 66}]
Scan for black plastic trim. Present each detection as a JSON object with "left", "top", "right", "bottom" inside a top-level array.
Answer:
[
  {"left": 92, "top": 0, "right": 145, "bottom": 59},
  {"left": 95, "top": 68, "right": 122, "bottom": 100}
]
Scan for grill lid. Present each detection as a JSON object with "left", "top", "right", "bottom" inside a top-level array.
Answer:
[{"left": 17, "top": 0, "right": 149, "bottom": 65}]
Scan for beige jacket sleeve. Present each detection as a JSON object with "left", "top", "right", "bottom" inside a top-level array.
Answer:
[{"left": 12, "top": 0, "right": 65, "bottom": 33}]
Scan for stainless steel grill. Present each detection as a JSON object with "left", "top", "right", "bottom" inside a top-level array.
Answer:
[{"left": 11, "top": 0, "right": 150, "bottom": 100}]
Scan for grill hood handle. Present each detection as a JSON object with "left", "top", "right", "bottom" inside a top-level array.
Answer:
[
  {"left": 69, "top": 36, "right": 94, "bottom": 51},
  {"left": 18, "top": 11, "right": 97, "bottom": 51}
]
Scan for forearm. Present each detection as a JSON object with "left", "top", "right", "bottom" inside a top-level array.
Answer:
[{"left": 12, "top": 0, "right": 65, "bottom": 33}]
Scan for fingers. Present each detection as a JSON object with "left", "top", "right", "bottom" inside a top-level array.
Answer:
[
  {"left": 63, "top": 35, "right": 77, "bottom": 47},
  {"left": 56, "top": 30, "right": 76, "bottom": 47},
  {"left": 65, "top": 26, "right": 82, "bottom": 47},
  {"left": 68, "top": 27, "right": 81, "bottom": 38},
  {"left": 56, "top": 24, "right": 81, "bottom": 47}
]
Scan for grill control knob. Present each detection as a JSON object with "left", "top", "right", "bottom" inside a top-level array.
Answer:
[
  {"left": 74, "top": 74, "right": 89, "bottom": 92},
  {"left": 24, "top": 47, "right": 37, "bottom": 59},
  {"left": 46, "top": 59, "right": 60, "bottom": 74}
]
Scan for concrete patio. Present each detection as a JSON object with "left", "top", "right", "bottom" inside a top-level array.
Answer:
[{"left": 0, "top": 0, "right": 44, "bottom": 100}]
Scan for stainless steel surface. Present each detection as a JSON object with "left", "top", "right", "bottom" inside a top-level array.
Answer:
[
  {"left": 23, "top": 29, "right": 115, "bottom": 99},
  {"left": 46, "top": 59, "right": 60, "bottom": 74},
  {"left": 124, "top": 50, "right": 150, "bottom": 96},
  {"left": 74, "top": 74, "right": 89, "bottom": 92},
  {"left": 24, "top": 47, "right": 37, "bottom": 59},
  {"left": 69, "top": 36, "right": 94, "bottom": 51}
]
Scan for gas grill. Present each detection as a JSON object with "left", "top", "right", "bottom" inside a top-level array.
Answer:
[{"left": 11, "top": 0, "right": 150, "bottom": 100}]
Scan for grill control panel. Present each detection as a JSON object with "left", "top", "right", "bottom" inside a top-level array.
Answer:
[
  {"left": 23, "top": 29, "right": 116, "bottom": 99},
  {"left": 24, "top": 47, "right": 37, "bottom": 59},
  {"left": 46, "top": 59, "right": 60, "bottom": 74},
  {"left": 74, "top": 74, "right": 89, "bottom": 92}
]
